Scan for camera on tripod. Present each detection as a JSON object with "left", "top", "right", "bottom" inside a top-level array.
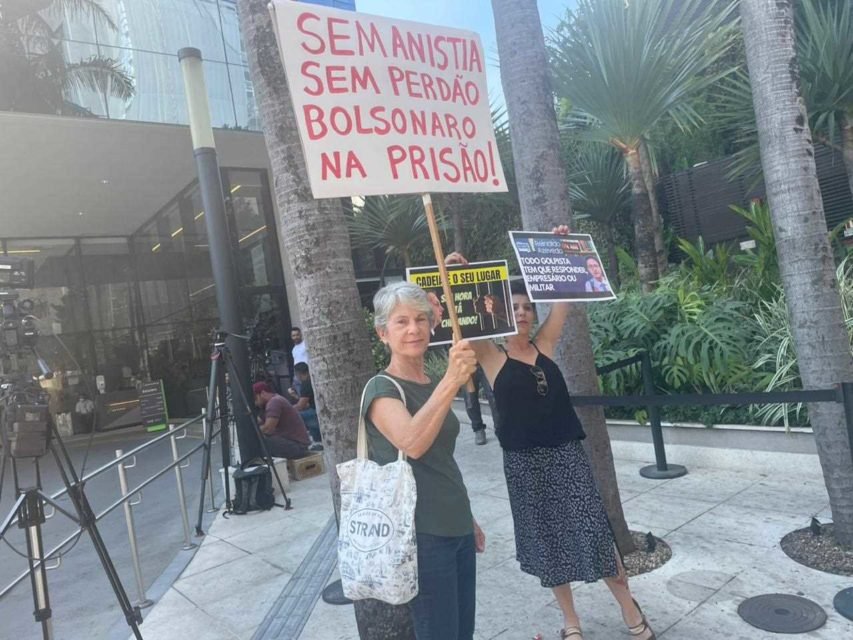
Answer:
[
  {"left": 0, "top": 380, "right": 50, "bottom": 459},
  {"left": 0, "top": 256, "right": 143, "bottom": 639},
  {"left": 2, "top": 293, "right": 39, "bottom": 352},
  {"left": 0, "top": 256, "right": 38, "bottom": 355},
  {"left": 0, "top": 256, "right": 50, "bottom": 459}
]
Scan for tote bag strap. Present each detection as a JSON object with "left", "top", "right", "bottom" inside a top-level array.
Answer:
[{"left": 357, "top": 374, "right": 408, "bottom": 462}]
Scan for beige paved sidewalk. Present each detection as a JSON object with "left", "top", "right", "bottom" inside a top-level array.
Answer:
[{"left": 136, "top": 407, "right": 853, "bottom": 639}]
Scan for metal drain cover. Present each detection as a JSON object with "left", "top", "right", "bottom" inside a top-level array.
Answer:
[
  {"left": 738, "top": 594, "right": 827, "bottom": 633},
  {"left": 835, "top": 587, "right": 853, "bottom": 622}
]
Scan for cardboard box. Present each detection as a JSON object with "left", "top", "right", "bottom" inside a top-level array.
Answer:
[{"left": 286, "top": 453, "right": 325, "bottom": 480}]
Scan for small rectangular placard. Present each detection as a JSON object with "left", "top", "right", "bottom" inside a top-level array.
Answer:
[
  {"left": 406, "top": 260, "right": 517, "bottom": 346},
  {"left": 509, "top": 231, "right": 616, "bottom": 302},
  {"left": 139, "top": 380, "right": 168, "bottom": 432}
]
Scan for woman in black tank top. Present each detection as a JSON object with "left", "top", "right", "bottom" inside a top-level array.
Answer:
[{"left": 451, "top": 226, "right": 656, "bottom": 640}]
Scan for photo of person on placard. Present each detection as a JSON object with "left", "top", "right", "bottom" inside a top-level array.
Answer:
[
  {"left": 426, "top": 291, "right": 445, "bottom": 335},
  {"left": 475, "top": 293, "right": 511, "bottom": 331},
  {"left": 584, "top": 256, "right": 611, "bottom": 293}
]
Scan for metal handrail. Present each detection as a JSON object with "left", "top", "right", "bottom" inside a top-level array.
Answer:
[
  {"left": 572, "top": 387, "right": 841, "bottom": 408},
  {"left": 0, "top": 414, "right": 221, "bottom": 600},
  {"left": 79, "top": 414, "right": 206, "bottom": 485},
  {"left": 586, "top": 351, "right": 850, "bottom": 479},
  {"left": 1, "top": 413, "right": 206, "bottom": 533}
]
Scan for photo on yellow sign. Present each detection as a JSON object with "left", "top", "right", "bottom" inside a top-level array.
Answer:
[{"left": 406, "top": 260, "right": 517, "bottom": 346}]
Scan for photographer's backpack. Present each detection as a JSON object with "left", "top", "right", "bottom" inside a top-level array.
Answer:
[{"left": 232, "top": 466, "right": 275, "bottom": 514}]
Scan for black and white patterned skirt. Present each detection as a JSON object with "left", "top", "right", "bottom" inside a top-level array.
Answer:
[{"left": 503, "top": 439, "right": 619, "bottom": 588}]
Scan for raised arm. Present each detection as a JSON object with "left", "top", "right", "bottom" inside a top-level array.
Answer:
[
  {"left": 445, "top": 251, "right": 508, "bottom": 385},
  {"left": 533, "top": 301, "right": 570, "bottom": 357},
  {"left": 368, "top": 340, "right": 477, "bottom": 458},
  {"left": 532, "top": 224, "right": 573, "bottom": 358}
]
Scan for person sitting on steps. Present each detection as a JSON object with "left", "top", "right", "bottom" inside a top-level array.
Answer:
[
  {"left": 288, "top": 362, "right": 324, "bottom": 452},
  {"left": 253, "top": 381, "right": 311, "bottom": 460}
]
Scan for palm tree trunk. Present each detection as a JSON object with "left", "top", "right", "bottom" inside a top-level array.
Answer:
[
  {"left": 452, "top": 209, "right": 466, "bottom": 254},
  {"left": 606, "top": 226, "right": 620, "bottom": 289},
  {"left": 492, "top": 0, "right": 635, "bottom": 554},
  {"left": 441, "top": 193, "right": 467, "bottom": 254},
  {"left": 742, "top": 0, "right": 853, "bottom": 547},
  {"left": 639, "top": 138, "right": 667, "bottom": 276},
  {"left": 624, "top": 148, "right": 660, "bottom": 293},
  {"left": 236, "top": 1, "right": 415, "bottom": 634},
  {"left": 842, "top": 112, "right": 853, "bottom": 202}
]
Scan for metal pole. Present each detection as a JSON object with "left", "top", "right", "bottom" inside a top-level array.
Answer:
[
  {"left": 834, "top": 382, "right": 853, "bottom": 621},
  {"left": 169, "top": 425, "right": 197, "bottom": 550},
  {"left": 201, "top": 409, "right": 218, "bottom": 513},
  {"left": 839, "top": 382, "right": 853, "bottom": 468},
  {"left": 21, "top": 492, "right": 53, "bottom": 639},
  {"left": 115, "top": 450, "right": 152, "bottom": 608},
  {"left": 178, "top": 47, "right": 260, "bottom": 463},
  {"left": 638, "top": 352, "right": 687, "bottom": 479}
]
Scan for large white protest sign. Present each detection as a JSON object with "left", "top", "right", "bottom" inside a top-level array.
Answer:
[{"left": 269, "top": 1, "right": 507, "bottom": 199}]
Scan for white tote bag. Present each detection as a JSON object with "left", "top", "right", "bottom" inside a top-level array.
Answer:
[{"left": 337, "top": 375, "right": 418, "bottom": 605}]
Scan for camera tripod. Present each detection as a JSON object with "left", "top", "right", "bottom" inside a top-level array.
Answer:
[
  {"left": 0, "top": 380, "right": 143, "bottom": 640},
  {"left": 195, "top": 330, "right": 291, "bottom": 536}
]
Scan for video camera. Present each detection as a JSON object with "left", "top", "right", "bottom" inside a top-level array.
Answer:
[
  {"left": 0, "top": 256, "right": 50, "bottom": 458},
  {"left": 0, "top": 256, "right": 38, "bottom": 354},
  {"left": 0, "top": 377, "right": 50, "bottom": 459}
]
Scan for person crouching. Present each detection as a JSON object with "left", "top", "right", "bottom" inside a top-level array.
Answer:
[{"left": 253, "top": 381, "right": 310, "bottom": 459}]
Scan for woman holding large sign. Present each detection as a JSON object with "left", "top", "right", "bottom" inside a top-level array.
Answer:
[
  {"left": 363, "top": 282, "right": 485, "bottom": 639},
  {"left": 450, "top": 227, "right": 655, "bottom": 640}
]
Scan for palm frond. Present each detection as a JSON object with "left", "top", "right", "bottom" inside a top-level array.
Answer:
[
  {"left": 548, "top": 0, "right": 740, "bottom": 147},
  {"left": 797, "top": 0, "right": 853, "bottom": 144},
  {"left": 568, "top": 144, "right": 630, "bottom": 224},
  {"left": 49, "top": 0, "right": 118, "bottom": 32},
  {"left": 60, "top": 99, "right": 97, "bottom": 116},
  {"left": 348, "top": 195, "right": 430, "bottom": 267},
  {"left": 710, "top": 70, "right": 763, "bottom": 184},
  {"left": 64, "top": 55, "right": 134, "bottom": 101},
  {"left": 14, "top": 14, "right": 58, "bottom": 56},
  {"left": 711, "top": 0, "right": 853, "bottom": 185}
]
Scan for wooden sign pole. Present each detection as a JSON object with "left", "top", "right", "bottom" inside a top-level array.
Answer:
[
  {"left": 421, "top": 193, "right": 462, "bottom": 342},
  {"left": 421, "top": 193, "right": 475, "bottom": 391}
]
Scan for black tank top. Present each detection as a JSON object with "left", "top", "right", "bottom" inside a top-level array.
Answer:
[{"left": 492, "top": 343, "right": 586, "bottom": 450}]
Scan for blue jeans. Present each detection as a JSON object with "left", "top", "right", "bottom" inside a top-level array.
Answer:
[
  {"left": 299, "top": 407, "right": 321, "bottom": 442},
  {"left": 409, "top": 532, "right": 476, "bottom": 640}
]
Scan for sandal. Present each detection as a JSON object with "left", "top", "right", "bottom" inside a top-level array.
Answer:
[
  {"left": 628, "top": 599, "right": 656, "bottom": 640},
  {"left": 560, "top": 627, "right": 583, "bottom": 639}
]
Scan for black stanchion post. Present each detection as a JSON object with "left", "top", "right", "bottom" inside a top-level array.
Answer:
[
  {"left": 639, "top": 351, "right": 687, "bottom": 479},
  {"left": 840, "top": 382, "right": 853, "bottom": 468},
  {"left": 834, "top": 382, "right": 853, "bottom": 621}
]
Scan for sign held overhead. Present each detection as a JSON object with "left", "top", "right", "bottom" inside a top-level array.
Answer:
[
  {"left": 269, "top": 1, "right": 507, "bottom": 198},
  {"left": 407, "top": 260, "right": 517, "bottom": 346},
  {"left": 510, "top": 231, "right": 616, "bottom": 303}
]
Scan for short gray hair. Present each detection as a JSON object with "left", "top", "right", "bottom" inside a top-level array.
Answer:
[{"left": 373, "top": 281, "right": 433, "bottom": 330}]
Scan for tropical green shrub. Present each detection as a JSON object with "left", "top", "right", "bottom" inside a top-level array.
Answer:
[
  {"left": 363, "top": 308, "right": 449, "bottom": 380},
  {"left": 750, "top": 289, "right": 803, "bottom": 426},
  {"left": 587, "top": 200, "right": 832, "bottom": 427},
  {"left": 750, "top": 258, "right": 853, "bottom": 426},
  {"left": 364, "top": 310, "right": 389, "bottom": 372},
  {"left": 730, "top": 201, "right": 780, "bottom": 303},
  {"left": 589, "top": 278, "right": 758, "bottom": 394},
  {"left": 675, "top": 237, "right": 733, "bottom": 288},
  {"left": 424, "top": 349, "right": 449, "bottom": 381}
]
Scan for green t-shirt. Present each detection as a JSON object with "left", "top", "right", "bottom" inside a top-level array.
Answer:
[{"left": 362, "top": 373, "right": 473, "bottom": 537}]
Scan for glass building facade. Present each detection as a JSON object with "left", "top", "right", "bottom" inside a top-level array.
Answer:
[
  {"left": 17, "top": 0, "right": 355, "bottom": 129},
  {"left": 1, "top": 0, "right": 362, "bottom": 422},
  {"left": 1, "top": 168, "right": 289, "bottom": 419}
]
